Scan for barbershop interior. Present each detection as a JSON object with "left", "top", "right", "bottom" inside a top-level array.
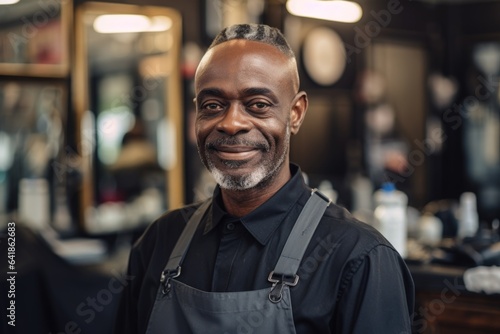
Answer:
[{"left": 1, "top": 0, "right": 500, "bottom": 333}]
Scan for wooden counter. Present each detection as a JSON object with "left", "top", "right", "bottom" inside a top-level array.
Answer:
[{"left": 409, "top": 264, "right": 500, "bottom": 334}]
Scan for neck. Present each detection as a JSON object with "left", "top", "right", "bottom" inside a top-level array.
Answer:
[{"left": 220, "top": 166, "right": 291, "bottom": 217}]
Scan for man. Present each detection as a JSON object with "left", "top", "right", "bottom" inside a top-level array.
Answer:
[{"left": 114, "top": 23, "right": 414, "bottom": 333}]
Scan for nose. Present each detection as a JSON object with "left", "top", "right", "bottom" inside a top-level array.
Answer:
[{"left": 216, "top": 102, "right": 251, "bottom": 135}]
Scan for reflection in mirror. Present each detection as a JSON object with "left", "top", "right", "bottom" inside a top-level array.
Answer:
[
  {"left": 0, "top": 81, "right": 67, "bottom": 229},
  {"left": 0, "top": 0, "right": 70, "bottom": 77},
  {"left": 74, "top": 3, "right": 183, "bottom": 233}
]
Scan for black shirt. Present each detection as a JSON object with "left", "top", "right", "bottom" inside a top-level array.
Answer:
[{"left": 115, "top": 164, "right": 414, "bottom": 333}]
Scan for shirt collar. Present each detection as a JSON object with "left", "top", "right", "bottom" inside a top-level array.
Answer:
[{"left": 204, "top": 163, "right": 309, "bottom": 245}]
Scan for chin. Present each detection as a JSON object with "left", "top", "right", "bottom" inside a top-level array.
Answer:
[{"left": 209, "top": 163, "right": 270, "bottom": 191}]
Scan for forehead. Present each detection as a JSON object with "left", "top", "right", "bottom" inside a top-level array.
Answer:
[{"left": 195, "top": 40, "right": 294, "bottom": 94}]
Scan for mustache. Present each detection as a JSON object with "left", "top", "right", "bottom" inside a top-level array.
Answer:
[{"left": 206, "top": 136, "right": 269, "bottom": 151}]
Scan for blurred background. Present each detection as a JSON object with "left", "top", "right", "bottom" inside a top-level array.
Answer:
[{"left": 0, "top": 0, "right": 499, "bottom": 333}]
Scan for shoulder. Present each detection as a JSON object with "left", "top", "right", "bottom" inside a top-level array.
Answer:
[
  {"left": 317, "top": 203, "right": 412, "bottom": 292},
  {"left": 316, "top": 203, "right": 397, "bottom": 260},
  {"left": 131, "top": 201, "right": 209, "bottom": 259},
  {"left": 154, "top": 201, "right": 203, "bottom": 230}
]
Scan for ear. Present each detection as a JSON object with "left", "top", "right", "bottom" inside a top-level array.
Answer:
[{"left": 290, "top": 91, "right": 308, "bottom": 135}]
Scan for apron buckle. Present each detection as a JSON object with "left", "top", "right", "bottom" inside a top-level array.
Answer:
[
  {"left": 311, "top": 188, "right": 332, "bottom": 206},
  {"left": 267, "top": 271, "right": 299, "bottom": 303},
  {"left": 160, "top": 267, "right": 181, "bottom": 295}
]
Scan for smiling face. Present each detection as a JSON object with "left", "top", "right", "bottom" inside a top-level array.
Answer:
[{"left": 194, "top": 39, "right": 307, "bottom": 191}]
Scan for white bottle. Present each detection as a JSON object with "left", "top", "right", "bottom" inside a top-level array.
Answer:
[
  {"left": 457, "top": 192, "right": 479, "bottom": 239},
  {"left": 19, "top": 178, "right": 50, "bottom": 231},
  {"left": 318, "top": 180, "right": 338, "bottom": 204},
  {"left": 373, "top": 182, "right": 408, "bottom": 258},
  {"left": 418, "top": 214, "right": 443, "bottom": 246}
]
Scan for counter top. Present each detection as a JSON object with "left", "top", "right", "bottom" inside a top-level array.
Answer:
[{"left": 408, "top": 262, "right": 500, "bottom": 297}]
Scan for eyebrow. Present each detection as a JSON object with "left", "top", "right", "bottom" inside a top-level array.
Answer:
[
  {"left": 195, "top": 88, "right": 225, "bottom": 104},
  {"left": 241, "top": 87, "right": 276, "bottom": 100},
  {"left": 195, "top": 87, "right": 279, "bottom": 104}
]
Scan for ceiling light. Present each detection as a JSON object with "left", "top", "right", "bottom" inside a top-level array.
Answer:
[
  {"left": 0, "top": 0, "right": 20, "bottom": 5},
  {"left": 286, "top": 0, "right": 363, "bottom": 23},
  {"left": 93, "top": 15, "right": 172, "bottom": 34},
  {"left": 148, "top": 16, "right": 173, "bottom": 32}
]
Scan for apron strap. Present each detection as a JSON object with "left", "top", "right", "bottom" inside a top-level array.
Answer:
[
  {"left": 268, "top": 189, "right": 331, "bottom": 303},
  {"left": 158, "top": 189, "right": 330, "bottom": 299},
  {"left": 160, "top": 199, "right": 211, "bottom": 293}
]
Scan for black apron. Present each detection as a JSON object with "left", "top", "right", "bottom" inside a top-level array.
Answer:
[{"left": 145, "top": 190, "right": 330, "bottom": 334}]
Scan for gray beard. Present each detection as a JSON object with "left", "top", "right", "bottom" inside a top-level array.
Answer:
[{"left": 206, "top": 126, "right": 290, "bottom": 191}]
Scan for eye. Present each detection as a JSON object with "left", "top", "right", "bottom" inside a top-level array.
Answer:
[
  {"left": 200, "top": 101, "right": 224, "bottom": 113},
  {"left": 254, "top": 102, "right": 268, "bottom": 109},
  {"left": 247, "top": 100, "right": 271, "bottom": 113}
]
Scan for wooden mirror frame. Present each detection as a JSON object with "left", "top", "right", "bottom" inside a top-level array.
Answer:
[
  {"left": 73, "top": 2, "right": 184, "bottom": 232},
  {"left": 0, "top": 0, "right": 71, "bottom": 77}
]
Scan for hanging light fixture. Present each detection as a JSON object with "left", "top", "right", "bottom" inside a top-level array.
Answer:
[{"left": 286, "top": 0, "right": 363, "bottom": 23}]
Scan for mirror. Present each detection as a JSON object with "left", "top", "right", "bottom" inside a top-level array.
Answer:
[
  {"left": 0, "top": 81, "right": 67, "bottom": 229},
  {"left": 362, "top": 41, "right": 428, "bottom": 206},
  {"left": 74, "top": 2, "right": 183, "bottom": 233},
  {"left": 0, "top": 0, "right": 71, "bottom": 77}
]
